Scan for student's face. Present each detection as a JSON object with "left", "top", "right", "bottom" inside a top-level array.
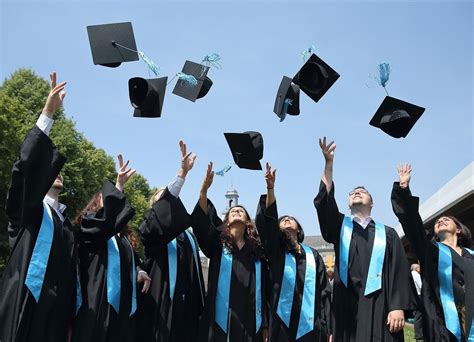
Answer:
[
  {"left": 434, "top": 216, "right": 459, "bottom": 236},
  {"left": 227, "top": 206, "right": 248, "bottom": 225},
  {"left": 279, "top": 216, "right": 299, "bottom": 233},
  {"left": 52, "top": 174, "right": 63, "bottom": 191},
  {"left": 348, "top": 188, "right": 372, "bottom": 209}
]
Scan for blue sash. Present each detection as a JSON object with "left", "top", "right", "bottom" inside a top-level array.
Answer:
[
  {"left": 215, "top": 247, "right": 262, "bottom": 333},
  {"left": 465, "top": 247, "right": 474, "bottom": 256},
  {"left": 437, "top": 242, "right": 461, "bottom": 341},
  {"left": 167, "top": 238, "right": 178, "bottom": 300},
  {"left": 25, "top": 202, "right": 54, "bottom": 301},
  {"left": 277, "top": 252, "right": 297, "bottom": 327},
  {"left": 184, "top": 230, "right": 204, "bottom": 303},
  {"left": 339, "top": 216, "right": 386, "bottom": 296},
  {"left": 107, "top": 236, "right": 121, "bottom": 312},
  {"left": 128, "top": 238, "right": 137, "bottom": 316},
  {"left": 297, "top": 244, "right": 316, "bottom": 339},
  {"left": 76, "top": 271, "right": 82, "bottom": 315}
]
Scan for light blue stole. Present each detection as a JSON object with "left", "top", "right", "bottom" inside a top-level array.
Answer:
[
  {"left": 277, "top": 243, "right": 316, "bottom": 339},
  {"left": 215, "top": 247, "right": 262, "bottom": 333},
  {"left": 339, "top": 216, "right": 386, "bottom": 296}
]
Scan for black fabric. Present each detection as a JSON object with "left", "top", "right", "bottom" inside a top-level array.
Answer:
[
  {"left": 314, "top": 181, "right": 417, "bottom": 342},
  {"left": 255, "top": 195, "right": 329, "bottom": 342},
  {"left": 391, "top": 182, "right": 474, "bottom": 342},
  {"left": 191, "top": 199, "right": 267, "bottom": 342},
  {"left": 136, "top": 187, "right": 205, "bottom": 342},
  {"left": 71, "top": 180, "right": 137, "bottom": 342},
  {"left": 0, "top": 125, "right": 78, "bottom": 342}
]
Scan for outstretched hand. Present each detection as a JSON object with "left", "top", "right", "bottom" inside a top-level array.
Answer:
[
  {"left": 387, "top": 310, "right": 405, "bottom": 333},
  {"left": 397, "top": 163, "right": 412, "bottom": 189},
  {"left": 42, "top": 72, "right": 67, "bottom": 118},
  {"left": 179, "top": 140, "right": 197, "bottom": 177},
  {"left": 200, "top": 162, "right": 214, "bottom": 194},
  {"left": 319, "top": 136, "right": 336, "bottom": 163},
  {"left": 137, "top": 270, "right": 152, "bottom": 294},
  {"left": 115, "top": 154, "right": 136, "bottom": 191},
  {"left": 265, "top": 162, "right": 276, "bottom": 189}
]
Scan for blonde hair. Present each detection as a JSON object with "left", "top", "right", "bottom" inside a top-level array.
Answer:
[{"left": 149, "top": 186, "right": 166, "bottom": 207}]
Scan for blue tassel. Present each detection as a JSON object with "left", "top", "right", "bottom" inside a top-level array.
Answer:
[
  {"left": 278, "top": 98, "right": 293, "bottom": 122},
  {"left": 377, "top": 63, "right": 391, "bottom": 88},
  {"left": 216, "top": 165, "right": 232, "bottom": 176},
  {"left": 201, "top": 53, "right": 222, "bottom": 76},
  {"left": 301, "top": 44, "right": 316, "bottom": 61},
  {"left": 177, "top": 73, "right": 198, "bottom": 87},
  {"left": 139, "top": 52, "right": 160, "bottom": 77}
]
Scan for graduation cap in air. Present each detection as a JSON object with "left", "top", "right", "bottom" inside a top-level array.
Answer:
[
  {"left": 87, "top": 22, "right": 139, "bottom": 68},
  {"left": 129, "top": 77, "right": 168, "bottom": 118},
  {"left": 369, "top": 63, "right": 425, "bottom": 138},
  {"left": 172, "top": 60, "right": 213, "bottom": 102},
  {"left": 224, "top": 132, "right": 264, "bottom": 170},
  {"left": 292, "top": 51, "right": 340, "bottom": 103},
  {"left": 273, "top": 76, "right": 300, "bottom": 122}
]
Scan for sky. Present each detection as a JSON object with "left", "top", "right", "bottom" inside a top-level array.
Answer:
[{"left": 1, "top": 0, "right": 473, "bottom": 236}]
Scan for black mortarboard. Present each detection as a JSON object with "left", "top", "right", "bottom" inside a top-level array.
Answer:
[
  {"left": 129, "top": 77, "right": 167, "bottom": 118},
  {"left": 87, "top": 22, "right": 139, "bottom": 68},
  {"left": 172, "top": 60, "right": 213, "bottom": 102},
  {"left": 224, "top": 132, "right": 264, "bottom": 170},
  {"left": 274, "top": 76, "right": 300, "bottom": 120},
  {"left": 370, "top": 96, "right": 425, "bottom": 138},
  {"left": 292, "top": 53, "right": 339, "bottom": 103}
]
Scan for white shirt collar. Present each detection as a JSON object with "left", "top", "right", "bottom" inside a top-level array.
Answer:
[
  {"left": 352, "top": 215, "right": 373, "bottom": 229},
  {"left": 44, "top": 195, "right": 67, "bottom": 214}
]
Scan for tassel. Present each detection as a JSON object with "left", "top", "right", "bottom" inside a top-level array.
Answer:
[
  {"left": 139, "top": 52, "right": 160, "bottom": 76},
  {"left": 177, "top": 73, "right": 198, "bottom": 87},
  {"left": 301, "top": 44, "right": 317, "bottom": 61},
  {"left": 216, "top": 165, "right": 232, "bottom": 176},
  {"left": 376, "top": 63, "right": 391, "bottom": 88},
  {"left": 201, "top": 53, "right": 222, "bottom": 76},
  {"left": 278, "top": 98, "right": 293, "bottom": 122}
]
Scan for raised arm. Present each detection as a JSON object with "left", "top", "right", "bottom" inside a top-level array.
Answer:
[
  {"left": 6, "top": 72, "right": 67, "bottom": 242},
  {"left": 314, "top": 137, "right": 344, "bottom": 244},
  {"left": 391, "top": 163, "right": 432, "bottom": 262}
]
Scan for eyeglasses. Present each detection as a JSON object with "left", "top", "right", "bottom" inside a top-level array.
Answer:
[{"left": 349, "top": 189, "right": 369, "bottom": 196}]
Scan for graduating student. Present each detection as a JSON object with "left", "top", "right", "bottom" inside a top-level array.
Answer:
[
  {"left": 314, "top": 137, "right": 416, "bottom": 341},
  {"left": 137, "top": 141, "right": 205, "bottom": 342},
  {"left": 255, "top": 163, "right": 329, "bottom": 342},
  {"left": 72, "top": 155, "right": 150, "bottom": 342},
  {"left": 391, "top": 163, "right": 474, "bottom": 342},
  {"left": 0, "top": 72, "right": 80, "bottom": 342},
  {"left": 191, "top": 162, "right": 268, "bottom": 342}
]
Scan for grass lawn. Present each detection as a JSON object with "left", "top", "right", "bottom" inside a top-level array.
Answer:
[{"left": 404, "top": 324, "right": 416, "bottom": 341}]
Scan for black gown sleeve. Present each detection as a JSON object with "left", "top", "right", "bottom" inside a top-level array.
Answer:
[
  {"left": 190, "top": 199, "right": 222, "bottom": 258},
  {"left": 6, "top": 125, "right": 66, "bottom": 247},
  {"left": 78, "top": 180, "right": 135, "bottom": 244},
  {"left": 315, "top": 251, "right": 329, "bottom": 332},
  {"left": 255, "top": 195, "right": 280, "bottom": 259},
  {"left": 391, "top": 182, "right": 434, "bottom": 264},
  {"left": 139, "top": 187, "right": 192, "bottom": 246},
  {"left": 313, "top": 181, "right": 344, "bottom": 244}
]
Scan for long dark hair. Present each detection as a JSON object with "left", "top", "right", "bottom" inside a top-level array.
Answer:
[
  {"left": 221, "top": 205, "right": 264, "bottom": 260},
  {"left": 278, "top": 215, "right": 305, "bottom": 254},
  {"left": 433, "top": 215, "right": 473, "bottom": 249},
  {"left": 74, "top": 191, "right": 102, "bottom": 227}
]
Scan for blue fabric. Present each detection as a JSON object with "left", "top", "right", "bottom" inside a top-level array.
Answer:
[
  {"left": 377, "top": 62, "right": 391, "bottom": 88},
  {"left": 437, "top": 242, "right": 462, "bottom": 341},
  {"left": 129, "top": 239, "right": 137, "bottom": 316},
  {"left": 25, "top": 203, "right": 55, "bottom": 302},
  {"left": 216, "top": 164, "right": 232, "bottom": 176},
  {"left": 464, "top": 247, "right": 474, "bottom": 256},
  {"left": 107, "top": 236, "right": 121, "bottom": 313},
  {"left": 139, "top": 51, "right": 160, "bottom": 76},
  {"left": 167, "top": 238, "right": 178, "bottom": 300},
  {"left": 216, "top": 248, "right": 233, "bottom": 332},
  {"left": 364, "top": 221, "right": 386, "bottom": 295},
  {"left": 296, "top": 244, "right": 316, "bottom": 339},
  {"left": 255, "top": 260, "right": 262, "bottom": 333},
  {"left": 339, "top": 216, "right": 353, "bottom": 287},
  {"left": 467, "top": 319, "right": 474, "bottom": 342},
  {"left": 75, "top": 272, "right": 82, "bottom": 315},
  {"left": 277, "top": 252, "right": 297, "bottom": 327}
]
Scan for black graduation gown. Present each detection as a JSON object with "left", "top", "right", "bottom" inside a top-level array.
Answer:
[
  {"left": 0, "top": 125, "right": 78, "bottom": 342},
  {"left": 191, "top": 199, "right": 268, "bottom": 342},
  {"left": 255, "top": 195, "right": 329, "bottom": 342},
  {"left": 314, "top": 181, "right": 417, "bottom": 342},
  {"left": 72, "top": 181, "right": 138, "bottom": 342},
  {"left": 391, "top": 182, "right": 474, "bottom": 342},
  {"left": 136, "top": 187, "right": 205, "bottom": 342}
]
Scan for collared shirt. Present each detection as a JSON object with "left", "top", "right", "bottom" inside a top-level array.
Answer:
[
  {"left": 36, "top": 113, "right": 54, "bottom": 136},
  {"left": 411, "top": 271, "right": 422, "bottom": 295},
  {"left": 352, "top": 215, "right": 373, "bottom": 229},
  {"left": 44, "top": 195, "right": 67, "bottom": 222}
]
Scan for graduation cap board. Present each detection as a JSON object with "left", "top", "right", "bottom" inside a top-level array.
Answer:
[
  {"left": 87, "top": 22, "right": 139, "bottom": 68},
  {"left": 273, "top": 76, "right": 300, "bottom": 121},
  {"left": 172, "top": 60, "right": 213, "bottom": 102},
  {"left": 129, "top": 77, "right": 168, "bottom": 118},
  {"left": 224, "top": 132, "right": 264, "bottom": 170},
  {"left": 370, "top": 96, "right": 425, "bottom": 138},
  {"left": 292, "top": 53, "right": 339, "bottom": 103}
]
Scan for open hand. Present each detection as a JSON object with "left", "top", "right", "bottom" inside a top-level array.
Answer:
[
  {"left": 115, "top": 154, "right": 136, "bottom": 191},
  {"left": 387, "top": 309, "right": 405, "bottom": 333},
  {"left": 179, "top": 140, "right": 197, "bottom": 177},
  {"left": 319, "top": 137, "right": 336, "bottom": 163},
  {"left": 200, "top": 162, "right": 214, "bottom": 194},
  {"left": 397, "top": 163, "right": 412, "bottom": 189},
  {"left": 265, "top": 162, "right": 276, "bottom": 189},
  {"left": 42, "top": 72, "right": 67, "bottom": 117},
  {"left": 137, "top": 270, "right": 151, "bottom": 294}
]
